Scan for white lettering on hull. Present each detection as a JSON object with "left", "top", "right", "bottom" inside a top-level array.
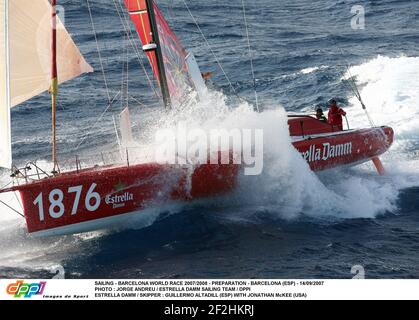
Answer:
[
  {"left": 301, "top": 142, "right": 353, "bottom": 163},
  {"left": 105, "top": 192, "right": 134, "bottom": 209}
]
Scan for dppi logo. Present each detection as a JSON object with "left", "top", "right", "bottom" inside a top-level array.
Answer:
[{"left": 6, "top": 280, "right": 46, "bottom": 298}]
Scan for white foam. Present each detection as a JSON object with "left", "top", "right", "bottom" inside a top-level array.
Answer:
[
  {"left": 1, "top": 56, "right": 419, "bottom": 270},
  {"left": 133, "top": 88, "right": 405, "bottom": 221},
  {"left": 300, "top": 65, "right": 328, "bottom": 75},
  {"left": 345, "top": 55, "right": 419, "bottom": 138},
  {"left": 344, "top": 56, "right": 419, "bottom": 167},
  {"left": 332, "top": 55, "right": 419, "bottom": 216}
]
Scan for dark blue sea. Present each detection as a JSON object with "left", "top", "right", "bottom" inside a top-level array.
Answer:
[{"left": 1, "top": 0, "right": 419, "bottom": 279}]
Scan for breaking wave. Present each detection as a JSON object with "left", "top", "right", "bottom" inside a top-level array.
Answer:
[
  {"left": 1, "top": 56, "right": 419, "bottom": 274},
  {"left": 344, "top": 55, "right": 419, "bottom": 180},
  {"left": 130, "top": 66, "right": 419, "bottom": 222}
]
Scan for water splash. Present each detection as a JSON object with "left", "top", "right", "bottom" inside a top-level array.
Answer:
[{"left": 1, "top": 56, "right": 419, "bottom": 274}]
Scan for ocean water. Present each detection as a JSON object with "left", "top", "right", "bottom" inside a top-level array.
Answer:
[{"left": 1, "top": 0, "right": 419, "bottom": 279}]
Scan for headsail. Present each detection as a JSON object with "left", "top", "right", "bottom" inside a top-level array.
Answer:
[
  {"left": 0, "top": 0, "right": 93, "bottom": 168},
  {"left": 9, "top": 0, "right": 93, "bottom": 107},
  {"left": 124, "top": 0, "right": 205, "bottom": 108}
]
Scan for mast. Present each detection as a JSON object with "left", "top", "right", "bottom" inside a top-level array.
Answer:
[
  {"left": 145, "top": 0, "right": 171, "bottom": 109},
  {"left": 51, "top": 0, "right": 58, "bottom": 171}
]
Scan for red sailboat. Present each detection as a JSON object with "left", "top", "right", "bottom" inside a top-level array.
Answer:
[{"left": 0, "top": 0, "right": 393, "bottom": 237}]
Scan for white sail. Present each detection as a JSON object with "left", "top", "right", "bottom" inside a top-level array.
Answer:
[
  {"left": 0, "top": 0, "right": 11, "bottom": 169},
  {"left": 0, "top": 0, "right": 93, "bottom": 168},
  {"left": 119, "top": 107, "right": 133, "bottom": 148},
  {"left": 9, "top": 0, "right": 93, "bottom": 107},
  {"left": 185, "top": 53, "right": 207, "bottom": 100}
]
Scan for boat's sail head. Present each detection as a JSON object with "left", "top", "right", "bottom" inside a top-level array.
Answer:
[
  {"left": 0, "top": 0, "right": 93, "bottom": 169},
  {"left": 124, "top": 0, "right": 205, "bottom": 108}
]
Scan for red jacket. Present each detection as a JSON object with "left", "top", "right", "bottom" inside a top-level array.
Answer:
[{"left": 328, "top": 105, "right": 346, "bottom": 129}]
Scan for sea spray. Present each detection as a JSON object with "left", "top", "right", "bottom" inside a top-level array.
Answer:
[
  {"left": 345, "top": 55, "right": 419, "bottom": 138},
  {"left": 1, "top": 57, "right": 418, "bottom": 271},
  {"left": 130, "top": 89, "right": 362, "bottom": 220},
  {"left": 134, "top": 83, "right": 413, "bottom": 220}
]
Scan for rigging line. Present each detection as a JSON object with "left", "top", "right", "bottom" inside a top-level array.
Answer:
[
  {"left": 115, "top": 1, "right": 145, "bottom": 61},
  {"left": 126, "top": 35, "right": 129, "bottom": 107},
  {"left": 120, "top": 46, "right": 125, "bottom": 110},
  {"left": 120, "top": 34, "right": 129, "bottom": 110},
  {"left": 116, "top": 2, "right": 157, "bottom": 108},
  {"left": 129, "top": 95, "right": 147, "bottom": 107},
  {"left": 211, "top": 81, "right": 253, "bottom": 106},
  {"left": 86, "top": 0, "right": 111, "bottom": 104},
  {"left": 113, "top": 0, "right": 160, "bottom": 100},
  {"left": 120, "top": 34, "right": 130, "bottom": 109},
  {"left": 167, "top": 0, "right": 176, "bottom": 25},
  {"left": 338, "top": 48, "right": 375, "bottom": 127},
  {"left": 341, "top": 72, "right": 360, "bottom": 99},
  {"left": 113, "top": 115, "right": 122, "bottom": 157},
  {"left": 241, "top": 0, "right": 259, "bottom": 112},
  {"left": 342, "top": 75, "right": 364, "bottom": 104},
  {"left": 181, "top": 0, "right": 237, "bottom": 94},
  {"left": 117, "top": 0, "right": 160, "bottom": 99},
  {"left": 14, "top": 190, "right": 23, "bottom": 211},
  {"left": 343, "top": 63, "right": 361, "bottom": 99},
  {"left": 75, "top": 91, "right": 122, "bottom": 150},
  {"left": 343, "top": 63, "right": 375, "bottom": 127},
  {"left": 0, "top": 181, "right": 12, "bottom": 190},
  {"left": 0, "top": 199, "right": 24, "bottom": 219}
]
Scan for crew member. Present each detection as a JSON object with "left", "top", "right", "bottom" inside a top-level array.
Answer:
[
  {"left": 328, "top": 99, "right": 346, "bottom": 130},
  {"left": 201, "top": 72, "right": 213, "bottom": 83},
  {"left": 316, "top": 108, "right": 327, "bottom": 122}
]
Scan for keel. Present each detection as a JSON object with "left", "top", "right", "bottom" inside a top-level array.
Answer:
[{"left": 372, "top": 157, "right": 386, "bottom": 176}]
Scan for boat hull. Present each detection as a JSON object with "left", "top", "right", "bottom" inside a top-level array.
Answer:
[
  {"left": 9, "top": 126, "right": 393, "bottom": 236},
  {"left": 15, "top": 162, "right": 238, "bottom": 236},
  {"left": 292, "top": 126, "right": 394, "bottom": 171}
]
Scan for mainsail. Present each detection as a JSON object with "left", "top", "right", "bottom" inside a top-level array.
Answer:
[
  {"left": 0, "top": 0, "right": 93, "bottom": 168},
  {"left": 124, "top": 0, "right": 205, "bottom": 108}
]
